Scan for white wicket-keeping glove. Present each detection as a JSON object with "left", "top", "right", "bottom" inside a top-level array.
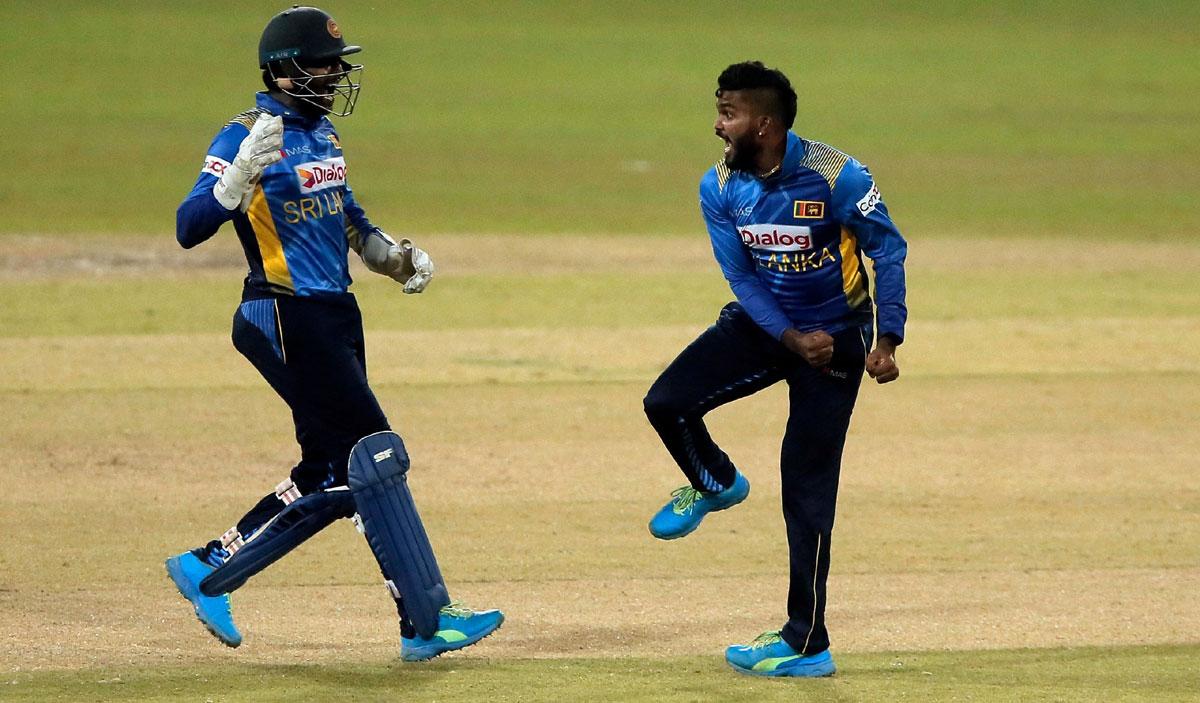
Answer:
[
  {"left": 213, "top": 114, "right": 284, "bottom": 211},
  {"left": 360, "top": 230, "right": 436, "bottom": 294},
  {"left": 400, "top": 245, "right": 435, "bottom": 294}
]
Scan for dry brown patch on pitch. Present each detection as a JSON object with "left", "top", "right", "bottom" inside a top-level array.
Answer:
[
  {"left": 2, "top": 232, "right": 1198, "bottom": 673},
  {"left": 3, "top": 367, "right": 1198, "bottom": 671},
  {"left": 0, "top": 234, "right": 715, "bottom": 279},
  {"left": 3, "top": 316, "right": 1197, "bottom": 394},
  {"left": 2, "top": 233, "right": 1195, "bottom": 279}
]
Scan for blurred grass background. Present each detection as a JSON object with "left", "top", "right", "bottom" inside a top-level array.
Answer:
[{"left": 2, "top": 0, "right": 1197, "bottom": 238}]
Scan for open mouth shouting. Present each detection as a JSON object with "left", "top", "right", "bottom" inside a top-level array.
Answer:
[{"left": 717, "top": 130, "right": 733, "bottom": 163}]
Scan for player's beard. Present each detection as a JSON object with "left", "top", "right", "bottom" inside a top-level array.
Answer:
[
  {"left": 725, "top": 133, "right": 761, "bottom": 172},
  {"left": 295, "top": 76, "right": 337, "bottom": 115}
]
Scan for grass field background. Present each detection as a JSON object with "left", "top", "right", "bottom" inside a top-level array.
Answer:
[
  {"left": 1, "top": 1, "right": 1198, "bottom": 701},
  {"left": 2, "top": 1, "right": 1198, "bottom": 237}
]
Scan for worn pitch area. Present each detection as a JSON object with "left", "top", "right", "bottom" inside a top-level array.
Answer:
[{"left": 1, "top": 235, "right": 1197, "bottom": 676}]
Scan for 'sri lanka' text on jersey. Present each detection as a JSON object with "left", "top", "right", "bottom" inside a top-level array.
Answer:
[
  {"left": 176, "top": 92, "right": 379, "bottom": 300},
  {"left": 700, "top": 130, "right": 908, "bottom": 343}
]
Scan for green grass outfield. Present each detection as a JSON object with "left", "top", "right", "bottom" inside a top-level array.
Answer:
[
  {"left": 3, "top": 0, "right": 1197, "bottom": 238},
  {"left": 5, "top": 646, "right": 1199, "bottom": 703},
  {"left": 2, "top": 2, "right": 1197, "bottom": 701}
]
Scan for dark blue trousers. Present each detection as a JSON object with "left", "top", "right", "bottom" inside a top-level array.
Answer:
[
  {"left": 232, "top": 293, "right": 390, "bottom": 494},
  {"left": 203, "top": 293, "right": 418, "bottom": 631},
  {"left": 644, "top": 302, "right": 868, "bottom": 655}
]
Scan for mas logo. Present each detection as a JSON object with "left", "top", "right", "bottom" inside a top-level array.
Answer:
[
  {"left": 295, "top": 157, "right": 347, "bottom": 194},
  {"left": 739, "top": 224, "right": 813, "bottom": 252},
  {"left": 793, "top": 200, "right": 825, "bottom": 219}
]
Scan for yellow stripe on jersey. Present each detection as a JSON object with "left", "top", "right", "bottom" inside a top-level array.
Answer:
[
  {"left": 839, "top": 227, "right": 868, "bottom": 308},
  {"left": 799, "top": 140, "right": 850, "bottom": 193},
  {"left": 226, "top": 108, "right": 266, "bottom": 130},
  {"left": 247, "top": 185, "right": 294, "bottom": 292},
  {"left": 715, "top": 161, "right": 731, "bottom": 192}
]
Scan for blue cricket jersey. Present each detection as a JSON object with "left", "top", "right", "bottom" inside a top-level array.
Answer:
[
  {"left": 176, "top": 92, "right": 379, "bottom": 300},
  {"left": 700, "top": 131, "right": 908, "bottom": 343}
]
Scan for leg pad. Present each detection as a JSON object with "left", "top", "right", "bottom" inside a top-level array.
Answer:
[
  {"left": 348, "top": 431, "right": 449, "bottom": 639},
  {"left": 199, "top": 489, "right": 354, "bottom": 596}
]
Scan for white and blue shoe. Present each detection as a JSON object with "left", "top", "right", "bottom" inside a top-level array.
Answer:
[
  {"left": 648, "top": 472, "right": 749, "bottom": 540},
  {"left": 725, "top": 631, "right": 836, "bottom": 677},
  {"left": 165, "top": 551, "right": 243, "bottom": 648},
  {"left": 401, "top": 602, "right": 504, "bottom": 661}
]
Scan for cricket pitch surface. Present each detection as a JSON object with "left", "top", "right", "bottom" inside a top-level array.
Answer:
[{"left": 2, "top": 234, "right": 1197, "bottom": 701}]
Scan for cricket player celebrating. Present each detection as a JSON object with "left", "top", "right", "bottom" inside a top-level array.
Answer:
[
  {"left": 644, "top": 61, "right": 907, "bottom": 677},
  {"left": 166, "top": 6, "right": 502, "bottom": 660}
]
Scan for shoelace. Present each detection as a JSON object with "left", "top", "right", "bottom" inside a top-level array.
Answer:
[
  {"left": 750, "top": 631, "right": 783, "bottom": 649},
  {"left": 670, "top": 486, "right": 703, "bottom": 515},
  {"left": 440, "top": 601, "right": 475, "bottom": 619}
]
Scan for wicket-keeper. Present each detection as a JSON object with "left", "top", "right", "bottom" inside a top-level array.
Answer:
[
  {"left": 644, "top": 61, "right": 907, "bottom": 677},
  {"left": 166, "top": 6, "right": 502, "bottom": 660}
]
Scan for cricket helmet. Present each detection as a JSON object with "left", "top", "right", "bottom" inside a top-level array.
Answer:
[
  {"left": 259, "top": 6, "right": 361, "bottom": 68},
  {"left": 259, "top": 6, "right": 363, "bottom": 117}
]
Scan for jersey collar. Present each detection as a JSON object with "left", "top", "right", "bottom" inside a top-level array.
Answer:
[
  {"left": 255, "top": 91, "right": 326, "bottom": 127},
  {"left": 756, "top": 131, "right": 804, "bottom": 181},
  {"left": 782, "top": 131, "right": 804, "bottom": 175}
]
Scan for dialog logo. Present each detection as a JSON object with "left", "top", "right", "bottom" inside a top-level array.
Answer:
[
  {"left": 739, "top": 224, "right": 813, "bottom": 252},
  {"left": 295, "top": 157, "right": 347, "bottom": 193}
]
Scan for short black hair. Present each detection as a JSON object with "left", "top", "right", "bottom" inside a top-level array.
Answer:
[{"left": 716, "top": 61, "right": 797, "bottom": 129}]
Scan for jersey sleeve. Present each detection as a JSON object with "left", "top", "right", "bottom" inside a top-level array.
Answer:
[
  {"left": 175, "top": 124, "right": 248, "bottom": 249},
  {"left": 834, "top": 159, "right": 908, "bottom": 343},
  {"left": 342, "top": 180, "right": 380, "bottom": 253},
  {"left": 700, "top": 170, "right": 794, "bottom": 340}
]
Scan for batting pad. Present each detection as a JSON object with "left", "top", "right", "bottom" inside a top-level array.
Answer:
[
  {"left": 199, "top": 489, "right": 356, "bottom": 596},
  {"left": 348, "top": 431, "right": 450, "bottom": 639}
]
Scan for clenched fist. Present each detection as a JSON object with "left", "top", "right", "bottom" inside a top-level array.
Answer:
[
  {"left": 866, "top": 337, "right": 900, "bottom": 384},
  {"left": 782, "top": 328, "right": 834, "bottom": 368}
]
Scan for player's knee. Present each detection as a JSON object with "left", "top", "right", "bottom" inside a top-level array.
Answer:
[
  {"left": 643, "top": 387, "right": 685, "bottom": 423},
  {"left": 352, "top": 431, "right": 409, "bottom": 471}
]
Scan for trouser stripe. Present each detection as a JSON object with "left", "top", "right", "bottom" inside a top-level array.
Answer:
[
  {"left": 688, "top": 369, "right": 772, "bottom": 417},
  {"left": 677, "top": 368, "right": 772, "bottom": 492},
  {"left": 679, "top": 421, "right": 722, "bottom": 492},
  {"left": 801, "top": 531, "right": 822, "bottom": 654}
]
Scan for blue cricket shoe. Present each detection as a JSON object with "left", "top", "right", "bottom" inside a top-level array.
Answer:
[
  {"left": 648, "top": 472, "right": 749, "bottom": 540},
  {"left": 401, "top": 602, "right": 504, "bottom": 662},
  {"left": 725, "top": 631, "right": 836, "bottom": 677},
  {"left": 165, "top": 551, "right": 243, "bottom": 648}
]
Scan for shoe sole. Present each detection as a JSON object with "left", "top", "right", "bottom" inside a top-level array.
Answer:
[
  {"left": 649, "top": 521, "right": 700, "bottom": 540},
  {"left": 648, "top": 482, "right": 750, "bottom": 541},
  {"left": 726, "top": 659, "right": 836, "bottom": 678},
  {"left": 401, "top": 616, "right": 505, "bottom": 662},
  {"left": 165, "top": 557, "right": 241, "bottom": 648}
]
